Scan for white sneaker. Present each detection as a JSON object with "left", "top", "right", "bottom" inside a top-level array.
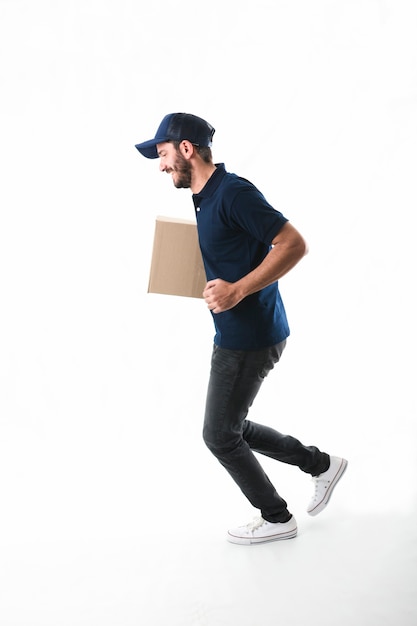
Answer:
[
  {"left": 227, "top": 516, "right": 298, "bottom": 545},
  {"left": 307, "top": 456, "right": 348, "bottom": 516}
]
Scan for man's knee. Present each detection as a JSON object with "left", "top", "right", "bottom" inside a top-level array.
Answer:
[
  {"left": 202, "top": 424, "right": 217, "bottom": 453},
  {"left": 202, "top": 424, "right": 241, "bottom": 456}
]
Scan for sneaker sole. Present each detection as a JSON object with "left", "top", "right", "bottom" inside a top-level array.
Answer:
[
  {"left": 307, "top": 458, "right": 348, "bottom": 516},
  {"left": 227, "top": 527, "right": 298, "bottom": 545}
]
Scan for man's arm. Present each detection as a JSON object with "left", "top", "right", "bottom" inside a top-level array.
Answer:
[{"left": 202, "top": 222, "right": 308, "bottom": 314}]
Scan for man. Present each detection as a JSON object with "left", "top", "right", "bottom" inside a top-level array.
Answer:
[{"left": 135, "top": 113, "right": 348, "bottom": 545}]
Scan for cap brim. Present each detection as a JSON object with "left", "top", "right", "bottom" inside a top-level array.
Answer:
[
  {"left": 135, "top": 139, "right": 160, "bottom": 159},
  {"left": 135, "top": 131, "right": 173, "bottom": 158}
]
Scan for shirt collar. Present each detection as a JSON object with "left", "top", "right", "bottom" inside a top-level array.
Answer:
[{"left": 192, "top": 163, "right": 226, "bottom": 205}]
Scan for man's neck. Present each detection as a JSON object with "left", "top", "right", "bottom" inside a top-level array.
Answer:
[{"left": 191, "top": 163, "right": 217, "bottom": 194}]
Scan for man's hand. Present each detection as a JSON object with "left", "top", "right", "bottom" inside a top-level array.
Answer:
[{"left": 203, "top": 279, "right": 243, "bottom": 314}]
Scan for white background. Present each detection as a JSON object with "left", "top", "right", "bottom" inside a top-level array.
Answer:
[{"left": 0, "top": 1, "right": 416, "bottom": 624}]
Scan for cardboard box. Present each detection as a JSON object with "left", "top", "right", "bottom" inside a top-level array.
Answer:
[{"left": 148, "top": 216, "right": 207, "bottom": 299}]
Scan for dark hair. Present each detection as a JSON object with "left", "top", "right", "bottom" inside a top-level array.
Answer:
[
  {"left": 194, "top": 145, "right": 213, "bottom": 164},
  {"left": 171, "top": 140, "right": 213, "bottom": 164}
]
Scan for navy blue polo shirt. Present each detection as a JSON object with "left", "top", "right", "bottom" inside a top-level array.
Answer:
[{"left": 192, "top": 163, "right": 290, "bottom": 350}]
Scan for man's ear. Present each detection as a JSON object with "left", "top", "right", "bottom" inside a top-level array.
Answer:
[{"left": 178, "top": 140, "right": 195, "bottom": 160}]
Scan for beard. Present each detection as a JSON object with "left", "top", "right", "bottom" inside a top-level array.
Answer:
[{"left": 171, "top": 152, "right": 192, "bottom": 189}]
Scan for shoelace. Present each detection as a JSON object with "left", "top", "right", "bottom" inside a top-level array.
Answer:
[
  {"left": 311, "top": 476, "right": 330, "bottom": 497},
  {"left": 247, "top": 516, "right": 266, "bottom": 531}
]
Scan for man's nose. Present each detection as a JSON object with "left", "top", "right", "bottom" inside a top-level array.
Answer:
[{"left": 159, "top": 160, "right": 166, "bottom": 172}]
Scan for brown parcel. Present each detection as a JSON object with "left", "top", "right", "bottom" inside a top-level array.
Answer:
[{"left": 148, "top": 216, "right": 207, "bottom": 299}]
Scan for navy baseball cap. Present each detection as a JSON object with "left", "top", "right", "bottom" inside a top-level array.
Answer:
[{"left": 135, "top": 113, "right": 215, "bottom": 159}]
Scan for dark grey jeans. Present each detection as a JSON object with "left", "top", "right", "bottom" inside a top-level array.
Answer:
[{"left": 203, "top": 341, "right": 330, "bottom": 523}]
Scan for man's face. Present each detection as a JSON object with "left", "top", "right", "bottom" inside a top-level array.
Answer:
[{"left": 157, "top": 142, "right": 192, "bottom": 189}]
